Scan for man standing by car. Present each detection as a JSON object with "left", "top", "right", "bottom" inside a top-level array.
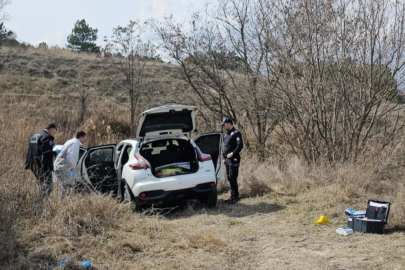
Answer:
[
  {"left": 54, "top": 131, "right": 86, "bottom": 200},
  {"left": 220, "top": 117, "right": 243, "bottom": 204},
  {"left": 25, "top": 123, "right": 57, "bottom": 199}
]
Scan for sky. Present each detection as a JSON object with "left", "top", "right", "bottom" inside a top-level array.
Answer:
[{"left": 5, "top": 0, "right": 212, "bottom": 48}]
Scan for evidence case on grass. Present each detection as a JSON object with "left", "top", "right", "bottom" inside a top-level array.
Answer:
[{"left": 347, "top": 200, "right": 390, "bottom": 234}]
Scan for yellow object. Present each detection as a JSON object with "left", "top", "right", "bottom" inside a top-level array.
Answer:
[
  {"left": 162, "top": 168, "right": 182, "bottom": 174},
  {"left": 156, "top": 168, "right": 184, "bottom": 177},
  {"left": 314, "top": 215, "right": 329, "bottom": 225}
]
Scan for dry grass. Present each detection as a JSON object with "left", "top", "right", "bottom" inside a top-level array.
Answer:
[{"left": 1, "top": 47, "right": 405, "bottom": 269}]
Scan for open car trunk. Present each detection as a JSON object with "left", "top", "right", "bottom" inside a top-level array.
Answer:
[
  {"left": 136, "top": 105, "right": 197, "bottom": 139},
  {"left": 140, "top": 138, "right": 199, "bottom": 178}
]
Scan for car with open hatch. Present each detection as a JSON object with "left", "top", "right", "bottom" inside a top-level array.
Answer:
[{"left": 70, "top": 105, "right": 224, "bottom": 210}]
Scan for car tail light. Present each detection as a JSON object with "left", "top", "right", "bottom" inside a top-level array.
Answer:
[
  {"left": 197, "top": 147, "right": 212, "bottom": 162},
  {"left": 210, "top": 182, "right": 216, "bottom": 188},
  {"left": 140, "top": 192, "right": 146, "bottom": 198},
  {"left": 129, "top": 154, "right": 148, "bottom": 170}
]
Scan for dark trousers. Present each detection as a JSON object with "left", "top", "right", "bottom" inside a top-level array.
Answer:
[
  {"left": 225, "top": 158, "right": 240, "bottom": 199},
  {"left": 32, "top": 167, "right": 53, "bottom": 198}
]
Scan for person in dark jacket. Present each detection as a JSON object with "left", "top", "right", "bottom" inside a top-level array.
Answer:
[
  {"left": 25, "top": 123, "right": 57, "bottom": 198},
  {"left": 220, "top": 117, "right": 243, "bottom": 204}
]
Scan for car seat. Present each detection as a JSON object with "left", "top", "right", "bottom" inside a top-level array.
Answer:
[
  {"left": 166, "top": 144, "right": 178, "bottom": 152},
  {"left": 141, "top": 148, "right": 153, "bottom": 157}
]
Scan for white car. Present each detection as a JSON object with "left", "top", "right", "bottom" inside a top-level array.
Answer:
[{"left": 75, "top": 105, "right": 224, "bottom": 210}]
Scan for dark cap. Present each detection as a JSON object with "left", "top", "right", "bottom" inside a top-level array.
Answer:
[
  {"left": 45, "top": 123, "right": 57, "bottom": 130},
  {"left": 219, "top": 117, "right": 233, "bottom": 126}
]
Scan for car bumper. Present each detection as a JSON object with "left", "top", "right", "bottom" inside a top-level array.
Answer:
[{"left": 134, "top": 182, "right": 216, "bottom": 205}]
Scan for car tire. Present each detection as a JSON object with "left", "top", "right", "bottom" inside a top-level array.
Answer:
[
  {"left": 117, "top": 179, "right": 126, "bottom": 203},
  {"left": 120, "top": 179, "right": 130, "bottom": 202},
  {"left": 122, "top": 181, "right": 144, "bottom": 212},
  {"left": 199, "top": 188, "right": 218, "bottom": 208}
]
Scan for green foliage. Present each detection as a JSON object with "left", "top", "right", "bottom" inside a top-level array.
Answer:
[
  {"left": 67, "top": 19, "right": 100, "bottom": 53},
  {"left": 148, "top": 54, "right": 164, "bottom": 63},
  {"left": 1, "top": 38, "right": 34, "bottom": 50},
  {"left": 37, "top": 42, "right": 48, "bottom": 49},
  {"left": 0, "top": 22, "right": 14, "bottom": 46}
]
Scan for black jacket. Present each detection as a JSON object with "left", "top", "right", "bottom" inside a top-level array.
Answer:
[
  {"left": 25, "top": 130, "right": 55, "bottom": 171},
  {"left": 222, "top": 127, "right": 243, "bottom": 159}
]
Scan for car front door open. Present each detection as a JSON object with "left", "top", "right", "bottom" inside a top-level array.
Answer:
[
  {"left": 194, "top": 132, "right": 224, "bottom": 182},
  {"left": 81, "top": 144, "right": 117, "bottom": 194}
]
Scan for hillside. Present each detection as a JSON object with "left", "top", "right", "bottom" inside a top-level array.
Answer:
[
  {"left": 1, "top": 48, "right": 405, "bottom": 269},
  {"left": 0, "top": 48, "right": 181, "bottom": 99},
  {"left": 0, "top": 47, "right": 194, "bottom": 144}
]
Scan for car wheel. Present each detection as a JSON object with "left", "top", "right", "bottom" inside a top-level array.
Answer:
[
  {"left": 117, "top": 179, "right": 125, "bottom": 202},
  {"left": 119, "top": 179, "right": 129, "bottom": 202},
  {"left": 122, "top": 182, "right": 144, "bottom": 212},
  {"left": 199, "top": 188, "right": 218, "bottom": 208}
]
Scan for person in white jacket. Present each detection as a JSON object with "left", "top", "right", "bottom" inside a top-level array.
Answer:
[{"left": 54, "top": 131, "right": 86, "bottom": 199}]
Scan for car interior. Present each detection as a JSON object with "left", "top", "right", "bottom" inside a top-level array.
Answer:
[
  {"left": 84, "top": 147, "right": 117, "bottom": 193},
  {"left": 140, "top": 139, "right": 198, "bottom": 176},
  {"left": 120, "top": 145, "right": 132, "bottom": 166}
]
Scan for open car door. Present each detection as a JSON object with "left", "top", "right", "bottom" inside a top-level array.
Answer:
[
  {"left": 194, "top": 132, "right": 224, "bottom": 182},
  {"left": 114, "top": 142, "right": 133, "bottom": 198},
  {"left": 78, "top": 144, "right": 117, "bottom": 194}
]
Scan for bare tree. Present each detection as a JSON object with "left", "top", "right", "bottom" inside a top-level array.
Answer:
[
  {"left": 104, "top": 20, "right": 156, "bottom": 136},
  {"left": 154, "top": 0, "right": 405, "bottom": 163},
  {"left": 0, "top": 0, "right": 9, "bottom": 22},
  {"left": 261, "top": 0, "right": 405, "bottom": 163},
  {"left": 66, "top": 78, "right": 93, "bottom": 125},
  {"left": 152, "top": 1, "right": 281, "bottom": 160}
]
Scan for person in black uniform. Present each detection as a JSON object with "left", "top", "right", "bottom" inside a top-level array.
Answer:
[
  {"left": 220, "top": 117, "right": 243, "bottom": 204},
  {"left": 25, "top": 123, "right": 57, "bottom": 198}
]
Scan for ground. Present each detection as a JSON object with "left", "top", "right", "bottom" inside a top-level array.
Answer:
[
  {"left": 153, "top": 192, "right": 405, "bottom": 270},
  {"left": 23, "top": 190, "right": 401, "bottom": 270},
  {"left": 3, "top": 164, "right": 404, "bottom": 270}
]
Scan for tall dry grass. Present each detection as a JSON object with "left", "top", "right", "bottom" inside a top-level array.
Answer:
[
  {"left": 3, "top": 97, "right": 405, "bottom": 269},
  {"left": 236, "top": 152, "right": 405, "bottom": 226},
  {"left": 0, "top": 97, "right": 247, "bottom": 269}
]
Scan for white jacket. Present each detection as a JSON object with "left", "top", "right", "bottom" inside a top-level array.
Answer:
[{"left": 54, "top": 138, "right": 82, "bottom": 184}]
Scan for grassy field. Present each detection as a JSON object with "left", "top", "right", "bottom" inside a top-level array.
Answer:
[{"left": 1, "top": 48, "right": 405, "bottom": 269}]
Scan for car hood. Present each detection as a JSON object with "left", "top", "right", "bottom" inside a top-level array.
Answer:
[{"left": 136, "top": 105, "right": 198, "bottom": 139}]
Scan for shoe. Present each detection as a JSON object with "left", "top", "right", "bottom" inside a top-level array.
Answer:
[
  {"left": 227, "top": 198, "right": 239, "bottom": 204},
  {"left": 224, "top": 197, "right": 233, "bottom": 202}
]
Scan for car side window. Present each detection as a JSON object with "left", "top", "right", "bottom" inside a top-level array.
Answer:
[
  {"left": 121, "top": 145, "right": 132, "bottom": 165},
  {"left": 195, "top": 135, "right": 219, "bottom": 153},
  {"left": 88, "top": 148, "right": 113, "bottom": 165}
]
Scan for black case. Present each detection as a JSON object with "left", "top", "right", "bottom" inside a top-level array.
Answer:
[{"left": 348, "top": 200, "right": 390, "bottom": 234}]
